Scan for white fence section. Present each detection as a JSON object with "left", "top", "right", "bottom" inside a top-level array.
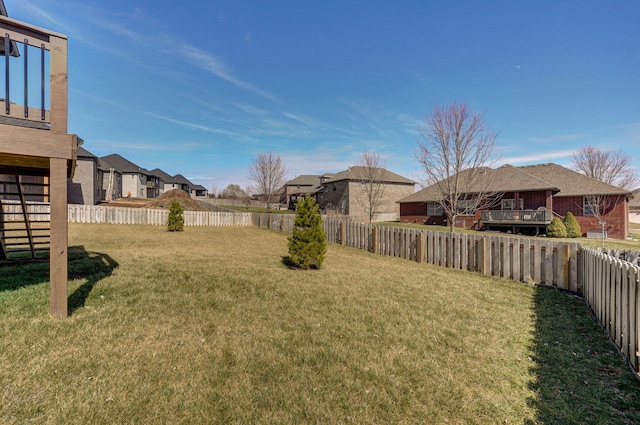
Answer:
[{"left": 67, "top": 205, "right": 252, "bottom": 227}]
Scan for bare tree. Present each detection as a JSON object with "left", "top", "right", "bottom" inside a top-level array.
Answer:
[
  {"left": 221, "top": 183, "right": 247, "bottom": 199},
  {"left": 353, "top": 152, "right": 388, "bottom": 223},
  {"left": 582, "top": 194, "right": 623, "bottom": 248},
  {"left": 248, "top": 152, "right": 287, "bottom": 211},
  {"left": 416, "top": 102, "right": 499, "bottom": 232},
  {"left": 572, "top": 145, "right": 638, "bottom": 191}
]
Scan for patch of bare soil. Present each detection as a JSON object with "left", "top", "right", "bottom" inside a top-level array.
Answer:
[{"left": 146, "top": 189, "right": 208, "bottom": 211}]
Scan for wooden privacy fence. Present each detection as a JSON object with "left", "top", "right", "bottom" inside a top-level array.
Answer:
[
  {"left": 323, "top": 219, "right": 581, "bottom": 290},
  {"left": 582, "top": 248, "right": 640, "bottom": 372},
  {"left": 67, "top": 205, "right": 252, "bottom": 227}
]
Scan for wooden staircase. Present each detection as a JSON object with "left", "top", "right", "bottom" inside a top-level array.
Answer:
[{"left": 0, "top": 174, "right": 50, "bottom": 260}]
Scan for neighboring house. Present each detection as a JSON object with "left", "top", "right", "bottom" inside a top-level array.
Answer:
[
  {"left": 398, "top": 163, "right": 632, "bottom": 240},
  {"left": 148, "top": 168, "right": 173, "bottom": 195},
  {"left": 68, "top": 145, "right": 101, "bottom": 205},
  {"left": 98, "top": 158, "right": 122, "bottom": 201},
  {"left": 630, "top": 188, "right": 640, "bottom": 212},
  {"left": 282, "top": 174, "right": 328, "bottom": 209},
  {"left": 316, "top": 166, "right": 415, "bottom": 220},
  {"left": 172, "top": 174, "right": 193, "bottom": 193},
  {"left": 99, "top": 154, "right": 149, "bottom": 199},
  {"left": 191, "top": 185, "right": 208, "bottom": 198}
]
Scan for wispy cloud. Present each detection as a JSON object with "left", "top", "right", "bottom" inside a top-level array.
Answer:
[
  {"left": 144, "top": 111, "right": 247, "bottom": 138},
  {"left": 498, "top": 150, "right": 575, "bottom": 165},
  {"left": 94, "top": 139, "right": 202, "bottom": 151},
  {"left": 81, "top": 8, "right": 278, "bottom": 102}
]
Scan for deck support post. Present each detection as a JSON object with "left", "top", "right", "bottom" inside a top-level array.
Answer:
[{"left": 49, "top": 157, "right": 68, "bottom": 317}]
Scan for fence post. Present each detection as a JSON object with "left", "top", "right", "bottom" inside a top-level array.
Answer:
[
  {"left": 372, "top": 226, "right": 379, "bottom": 254},
  {"left": 280, "top": 215, "right": 285, "bottom": 232},
  {"left": 480, "top": 236, "right": 490, "bottom": 275},
  {"left": 416, "top": 231, "right": 424, "bottom": 263},
  {"left": 340, "top": 221, "right": 345, "bottom": 246}
]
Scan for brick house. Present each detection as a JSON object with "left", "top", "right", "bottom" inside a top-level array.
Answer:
[
  {"left": 68, "top": 145, "right": 101, "bottom": 205},
  {"left": 398, "top": 163, "right": 632, "bottom": 239},
  {"left": 282, "top": 174, "right": 333, "bottom": 209},
  {"left": 316, "top": 166, "right": 415, "bottom": 221}
]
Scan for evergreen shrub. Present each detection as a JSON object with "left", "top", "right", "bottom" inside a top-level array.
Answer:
[
  {"left": 167, "top": 200, "right": 184, "bottom": 232},
  {"left": 546, "top": 217, "right": 567, "bottom": 238},
  {"left": 564, "top": 212, "right": 582, "bottom": 238},
  {"left": 288, "top": 196, "right": 326, "bottom": 269}
]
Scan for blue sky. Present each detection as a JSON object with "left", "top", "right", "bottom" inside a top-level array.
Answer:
[{"left": 6, "top": 0, "right": 640, "bottom": 192}]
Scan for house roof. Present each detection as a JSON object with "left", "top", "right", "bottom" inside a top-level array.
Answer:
[
  {"left": 0, "top": 0, "right": 20, "bottom": 58},
  {"left": 324, "top": 166, "right": 415, "bottom": 185},
  {"left": 99, "top": 154, "right": 146, "bottom": 175},
  {"left": 192, "top": 184, "right": 207, "bottom": 191},
  {"left": 148, "top": 168, "right": 174, "bottom": 182},
  {"left": 398, "top": 163, "right": 631, "bottom": 203},
  {"left": 173, "top": 174, "right": 194, "bottom": 186},
  {"left": 77, "top": 146, "right": 97, "bottom": 159},
  {"left": 286, "top": 175, "right": 322, "bottom": 186},
  {"left": 630, "top": 189, "right": 640, "bottom": 208},
  {"left": 517, "top": 163, "right": 631, "bottom": 197}
]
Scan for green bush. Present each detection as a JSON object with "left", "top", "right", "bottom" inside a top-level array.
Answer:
[
  {"left": 167, "top": 200, "right": 184, "bottom": 232},
  {"left": 563, "top": 212, "right": 582, "bottom": 238},
  {"left": 546, "top": 217, "right": 567, "bottom": 238},
  {"left": 287, "top": 196, "right": 326, "bottom": 269}
]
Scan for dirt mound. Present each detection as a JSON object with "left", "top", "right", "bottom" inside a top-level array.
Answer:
[{"left": 146, "top": 189, "right": 208, "bottom": 211}]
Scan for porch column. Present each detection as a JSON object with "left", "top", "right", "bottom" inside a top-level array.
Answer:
[
  {"left": 49, "top": 157, "right": 68, "bottom": 317},
  {"left": 545, "top": 190, "right": 553, "bottom": 211}
]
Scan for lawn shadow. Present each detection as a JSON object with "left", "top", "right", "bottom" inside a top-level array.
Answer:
[
  {"left": 526, "top": 286, "right": 640, "bottom": 424},
  {"left": 67, "top": 246, "right": 118, "bottom": 314},
  {"left": 0, "top": 246, "right": 118, "bottom": 315}
]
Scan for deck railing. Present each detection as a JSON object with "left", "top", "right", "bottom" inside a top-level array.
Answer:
[
  {"left": 0, "top": 15, "right": 68, "bottom": 132},
  {"left": 482, "top": 209, "right": 552, "bottom": 223}
]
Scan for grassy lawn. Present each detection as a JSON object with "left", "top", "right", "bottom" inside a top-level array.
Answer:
[{"left": 1, "top": 224, "right": 639, "bottom": 424}]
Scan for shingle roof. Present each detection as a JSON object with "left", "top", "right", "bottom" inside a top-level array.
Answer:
[
  {"left": 286, "top": 175, "right": 322, "bottom": 186},
  {"left": 398, "top": 163, "right": 630, "bottom": 203},
  {"left": 77, "top": 146, "right": 97, "bottom": 159},
  {"left": 324, "top": 166, "right": 415, "bottom": 185},
  {"left": 192, "top": 184, "right": 207, "bottom": 191},
  {"left": 148, "top": 168, "right": 174, "bottom": 183},
  {"left": 99, "top": 154, "right": 146, "bottom": 174},
  {"left": 630, "top": 189, "right": 640, "bottom": 208},
  {"left": 517, "top": 163, "right": 631, "bottom": 197},
  {"left": 173, "top": 174, "right": 194, "bottom": 186}
]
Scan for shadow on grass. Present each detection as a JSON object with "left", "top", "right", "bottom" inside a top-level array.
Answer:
[
  {"left": 527, "top": 286, "right": 640, "bottom": 424},
  {"left": 281, "top": 256, "right": 321, "bottom": 270},
  {"left": 0, "top": 246, "right": 118, "bottom": 315}
]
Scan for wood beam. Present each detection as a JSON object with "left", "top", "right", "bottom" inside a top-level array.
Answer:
[
  {"left": 0, "top": 125, "right": 76, "bottom": 159},
  {"left": 49, "top": 157, "right": 68, "bottom": 317}
]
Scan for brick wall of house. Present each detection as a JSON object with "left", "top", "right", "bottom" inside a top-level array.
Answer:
[
  {"left": 317, "top": 180, "right": 350, "bottom": 214},
  {"left": 347, "top": 182, "right": 414, "bottom": 218},
  {"left": 68, "top": 157, "right": 97, "bottom": 205}
]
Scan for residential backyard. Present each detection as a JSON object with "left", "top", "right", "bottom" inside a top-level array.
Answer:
[{"left": 1, "top": 224, "right": 639, "bottom": 424}]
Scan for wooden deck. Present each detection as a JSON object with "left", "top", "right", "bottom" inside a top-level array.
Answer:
[{"left": 1, "top": 14, "right": 77, "bottom": 317}]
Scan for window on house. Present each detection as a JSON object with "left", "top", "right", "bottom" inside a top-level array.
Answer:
[
  {"left": 333, "top": 183, "right": 336, "bottom": 191},
  {"left": 584, "top": 196, "right": 599, "bottom": 216},
  {"left": 502, "top": 199, "right": 515, "bottom": 210},
  {"left": 427, "top": 202, "right": 443, "bottom": 216}
]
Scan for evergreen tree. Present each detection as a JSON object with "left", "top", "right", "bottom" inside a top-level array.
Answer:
[
  {"left": 563, "top": 211, "right": 582, "bottom": 238},
  {"left": 288, "top": 196, "right": 326, "bottom": 269},
  {"left": 167, "top": 200, "right": 184, "bottom": 232},
  {"left": 546, "top": 217, "right": 567, "bottom": 238}
]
